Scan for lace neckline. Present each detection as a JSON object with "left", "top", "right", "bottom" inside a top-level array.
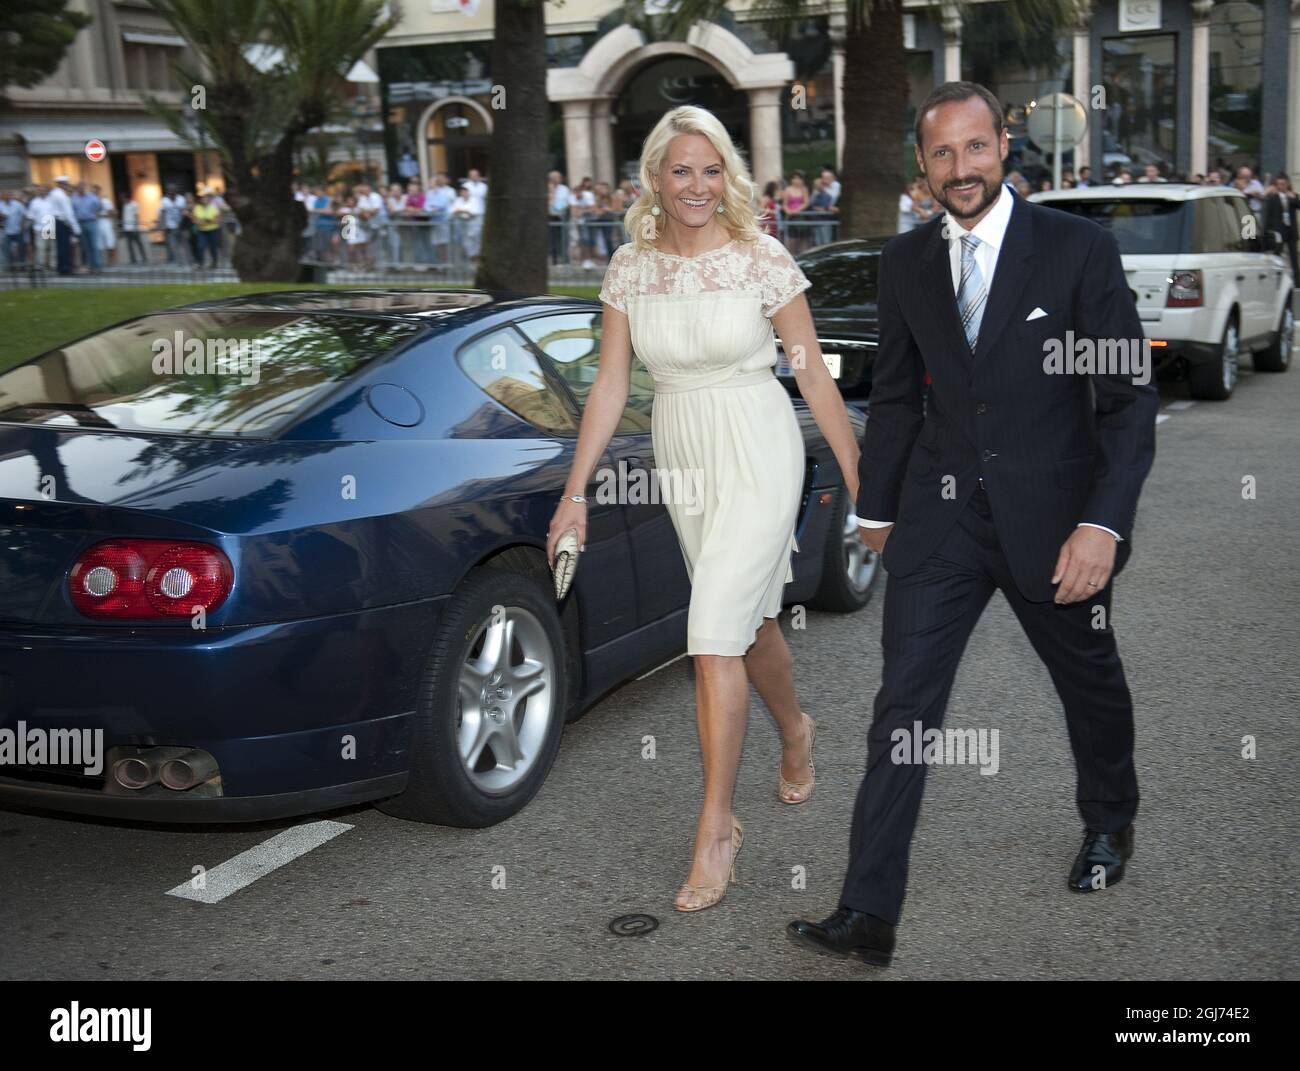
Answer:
[{"left": 647, "top": 237, "right": 738, "bottom": 261}]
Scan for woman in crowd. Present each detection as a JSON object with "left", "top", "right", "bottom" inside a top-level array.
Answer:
[{"left": 782, "top": 171, "right": 810, "bottom": 252}]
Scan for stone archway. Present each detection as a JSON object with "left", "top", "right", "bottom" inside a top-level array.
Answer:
[
  {"left": 549, "top": 22, "right": 793, "bottom": 189},
  {"left": 414, "top": 96, "right": 495, "bottom": 186}
]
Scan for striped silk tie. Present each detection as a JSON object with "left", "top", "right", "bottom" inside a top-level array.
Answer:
[{"left": 957, "top": 233, "right": 986, "bottom": 354}]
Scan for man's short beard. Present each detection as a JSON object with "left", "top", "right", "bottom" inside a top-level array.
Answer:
[{"left": 927, "top": 174, "right": 1000, "bottom": 220}]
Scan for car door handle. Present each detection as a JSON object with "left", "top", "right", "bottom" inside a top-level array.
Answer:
[
  {"left": 1235, "top": 274, "right": 1245, "bottom": 281},
  {"left": 1258, "top": 273, "right": 1269, "bottom": 279}
]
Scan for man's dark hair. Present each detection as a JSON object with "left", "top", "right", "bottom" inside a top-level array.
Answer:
[{"left": 914, "top": 81, "right": 1004, "bottom": 152}]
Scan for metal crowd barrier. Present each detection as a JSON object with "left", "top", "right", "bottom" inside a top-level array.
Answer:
[{"left": 1, "top": 213, "right": 839, "bottom": 288}]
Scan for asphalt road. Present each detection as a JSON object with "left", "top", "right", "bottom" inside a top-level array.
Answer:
[{"left": 2, "top": 338, "right": 1297, "bottom": 982}]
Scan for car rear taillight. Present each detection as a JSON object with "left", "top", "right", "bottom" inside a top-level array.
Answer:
[
  {"left": 1166, "top": 270, "right": 1203, "bottom": 308},
  {"left": 69, "top": 540, "right": 233, "bottom": 619}
]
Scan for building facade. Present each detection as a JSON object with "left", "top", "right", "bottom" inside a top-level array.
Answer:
[
  {"left": 0, "top": 0, "right": 381, "bottom": 225},
  {"left": 2, "top": 0, "right": 1296, "bottom": 213},
  {"left": 0, "top": 0, "right": 228, "bottom": 228},
  {"left": 376, "top": 0, "right": 1300, "bottom": 189}
]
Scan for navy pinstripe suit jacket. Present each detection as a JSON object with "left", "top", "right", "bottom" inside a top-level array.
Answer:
[{"left": 855, "top": 192, "right": 1159, "bottom": 602}]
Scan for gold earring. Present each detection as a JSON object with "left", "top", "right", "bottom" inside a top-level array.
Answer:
[{"left": 651, "top": 193, "right": 660, "bottom": 217}]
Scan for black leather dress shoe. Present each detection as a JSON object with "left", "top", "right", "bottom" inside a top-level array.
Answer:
[
  {"left": 1067, "top": 824, "right": 1134, "bottom": 892},
  {"left": 786, "top": 907, "right": 895, "bottom": 966}
]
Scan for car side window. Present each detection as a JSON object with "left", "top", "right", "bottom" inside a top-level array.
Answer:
[
  {"left": 456, "top": 327, "right": 579, "bottom": 434},
  {"left": 1216, "top": 197, "right": 1248, "bottom": 253},
  {"left": 1193, "top": 199, "right": 1224, "bottom": 254},
  {"left": 1220, "top": 196, "right": 1253, "bottom": 253},
  {"left": 516, "top": 312, "right": 654, "bottom": 433}
]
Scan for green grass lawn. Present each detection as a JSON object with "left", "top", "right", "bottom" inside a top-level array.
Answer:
[{"left": 0, "top": 282, "right": 601, "bottom": 372}]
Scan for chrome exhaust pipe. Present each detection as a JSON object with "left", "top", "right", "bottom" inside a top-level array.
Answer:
[
  {"left": 113, "top": 746, "right": 193, "bottom": 790},
  {"left": 160, "top": 750, "right": 219, "bottom": 791}
]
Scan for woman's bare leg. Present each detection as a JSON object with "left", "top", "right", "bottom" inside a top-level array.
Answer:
[
  {"left": 743, "top": 617, "right": 812, "bottom": 795},
  {"left": 676, "top": 653, "right": 748, "bottom": 908}
]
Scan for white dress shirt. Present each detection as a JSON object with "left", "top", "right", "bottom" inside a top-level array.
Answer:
[
  {"left": 44, "top": 187, "right": 81, "bottom": 235},
  {"left": 860, "top": 182, "right": 1121, "bottom": 542},
  {"left": 465, "top": 178, "right": 488, "bottom": 214}
]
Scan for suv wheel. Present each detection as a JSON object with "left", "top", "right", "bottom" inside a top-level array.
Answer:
[
  {"left": 1190, "top": 316, "right": 1239, "bottom": 400},
  {"left": 1254, "top": 304, "right": 1294, "bottom": 373}
]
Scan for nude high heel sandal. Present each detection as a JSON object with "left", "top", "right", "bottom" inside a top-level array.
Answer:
[
  {"left": 778, "top": 712, "right": 816, "bottom": 804},
  {"left": 674, "top": 818, "right": 744, "bottom": 913}
]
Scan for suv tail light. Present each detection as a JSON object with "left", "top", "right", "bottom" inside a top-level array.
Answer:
[
  {"left": 69, "top": 540, "right": 233, "bottom": 619},
  {"left": 1166, "top": 270, "right": 1203, "bottom": 308}
]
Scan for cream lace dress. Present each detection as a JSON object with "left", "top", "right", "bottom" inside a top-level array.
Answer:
[{"left": 598, "top": 232, "right": 813, "bottom": 656}]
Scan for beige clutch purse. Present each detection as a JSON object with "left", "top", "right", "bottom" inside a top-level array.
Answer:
[{"left": 551, "top": 527, "right": 581, "bottom": 601}]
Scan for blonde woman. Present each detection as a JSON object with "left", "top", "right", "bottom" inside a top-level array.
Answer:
[{"left": 546, "top": 106, "right": 862, "bottom": 912}]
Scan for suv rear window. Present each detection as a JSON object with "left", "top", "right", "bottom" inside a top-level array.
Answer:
[
  {"left": 0, "top": 312, "right": 420, "bottom": 438},
  {"left": 1044, "top": 199, "right": 1189, "bottom": 254}
]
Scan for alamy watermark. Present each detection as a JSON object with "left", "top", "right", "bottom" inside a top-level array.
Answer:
[
  {"left": 890, "top": 721, "right": 1000, "bottom": 775},
  {"left": 592, "top": 460, "right": 706, "bottom": 516},
  {"left": 1042, "top": 332, "right": 1152, "bottom": 385},
  {"left": 0, "top": 722, "right": 103, "bottom": 776},
  {"left": 152, "top": 331, "right": 263, "bottom": 385},
  {"left": 50, "top": 1002, "right": 150, "bottom": 1051}
]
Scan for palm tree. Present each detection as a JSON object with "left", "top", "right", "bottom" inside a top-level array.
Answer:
[
  {"left": 474, "top": 0, "right": 550, "bottom": 293},
  {"left": 147, "top": 0, "right": 399, "bottom": 281},
  {"left": 658, "top": 0, "right": 1078, "bottom": 238},
  {"left": 0, "top": 0, "right": 93, "bottom": 110}
]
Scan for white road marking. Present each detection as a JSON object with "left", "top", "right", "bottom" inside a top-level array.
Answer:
[
  {"left": 1166, "top": 401, "right": 1196, "bottom": 411},
  {"left": 165, "top": 820, "right": 353, "bottom": 904},
  {"left": 1156, "top": 414, "right": 1171, "bottom": 425},
  {"left": 636, "top": 652, "right": 688, "bottom": 680}
]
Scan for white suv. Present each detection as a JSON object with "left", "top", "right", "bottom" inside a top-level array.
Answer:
[{"left": 1031, "top": 184, "right": 1295, "bottom": 399}]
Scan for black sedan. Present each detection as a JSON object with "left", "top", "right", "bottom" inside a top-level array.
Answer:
[{"left": 776, "top": 236, "right": 887, "bottom": 398}]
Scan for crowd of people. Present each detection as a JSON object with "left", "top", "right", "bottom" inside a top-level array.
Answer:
[
  {"left": 546, "top": 164, "right": 843, "bottom": 268},
  {"left": 0, "top": 178, "right": 237, "bottom": 274},
  {"left": 6, "top": 155, "right": 1294, "bottom": 282},
  {"left": 294, "top": 169, "right": 488, "bottom": 269},
  {"left": 897, "top": 161, "right": 1299, "bottom": 281}
]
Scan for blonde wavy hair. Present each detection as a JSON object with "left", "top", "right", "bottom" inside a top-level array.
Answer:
[{"left": 622, "top": 105, "right": 763, "bottom": 253}]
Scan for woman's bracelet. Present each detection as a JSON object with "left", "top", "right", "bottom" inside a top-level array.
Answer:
[{"left": 562, "top": 494, "right": 586, "bottom": 504}]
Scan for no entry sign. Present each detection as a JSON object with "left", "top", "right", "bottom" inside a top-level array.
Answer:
[{"left": 84, "top": 139, "right": 106, "bottom": 162}]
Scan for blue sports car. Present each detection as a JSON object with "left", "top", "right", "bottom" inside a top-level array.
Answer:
[{"left": 0, "top": 289, "right": 875, "bottom": 826}]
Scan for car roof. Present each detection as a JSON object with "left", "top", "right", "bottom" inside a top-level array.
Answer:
[
  {"left": 175, "top": 289, "right": 594, "bottom": 321},
  {"left": 1032, "top": 184, "right": 1248, "bottom": 204},
  {"left": 797, "top": 236, "right": 890, "bottom": 258}
]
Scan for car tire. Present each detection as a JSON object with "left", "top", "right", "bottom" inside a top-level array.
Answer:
[
  {"left": 807, "top": 484, "right": 880, "bottom": 613},
  {"left": 1189, "top": 315, "right": 1239, "bottom": 400},
  {"left": 376, "top": 569, "right": 569, "bottom": 827},
  {"left": 1253, "top": 303, "right": 1294, "bottom": 373}
]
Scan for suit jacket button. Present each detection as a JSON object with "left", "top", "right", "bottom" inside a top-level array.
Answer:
[
  {"left": 975, "top": 403, "right": 987, "bottom": 414},
  {"left": 982, "top": 449, "right": 994, "bottom": 461}
]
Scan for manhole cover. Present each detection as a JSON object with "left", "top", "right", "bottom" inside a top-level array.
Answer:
[{"left": 609, "top": 913, "right": 658, "bottom": 936}]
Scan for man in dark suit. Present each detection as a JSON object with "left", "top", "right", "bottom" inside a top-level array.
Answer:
[
  {"left": 1262, "top": 173, "right": 1298, "bottom": 285},
  {"left": 788, "top": 82, "right": 1158, "bottom": 967}
]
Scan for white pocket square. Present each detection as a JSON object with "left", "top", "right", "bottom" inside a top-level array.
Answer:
[{"left": 1025, "top": 307, "right": 1048, "bottom": 321}]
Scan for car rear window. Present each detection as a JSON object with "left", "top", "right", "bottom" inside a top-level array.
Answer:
[
  {"left": 1044, "top": 199, "right": 1189, "bottom": 254},
  {"left": 801, "top": 246, "right": 880, "bottom": 314},
  {"left": 0, "top": 312, "right": 421, "bottom": 438}
]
